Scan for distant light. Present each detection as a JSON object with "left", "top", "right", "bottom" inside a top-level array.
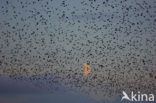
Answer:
[{"left": 82, "top": 63, "right": 91, "bottom": 75}]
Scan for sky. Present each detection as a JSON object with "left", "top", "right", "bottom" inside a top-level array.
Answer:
[{"left": 0, "top": 0, "right": 156, "bottom": 103}]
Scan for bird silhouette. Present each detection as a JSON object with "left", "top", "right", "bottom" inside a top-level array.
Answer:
[{"left": 0, "top": 0, "right": 156, "bottom": 101}]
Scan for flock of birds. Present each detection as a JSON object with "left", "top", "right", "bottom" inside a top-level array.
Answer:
[{"left": 0, "top": 0, "right": 156, "bottom": 101}]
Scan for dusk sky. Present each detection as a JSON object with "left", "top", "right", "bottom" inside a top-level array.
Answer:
[{"left": 0, "top": 0, "right": 156, "bottom": 103}]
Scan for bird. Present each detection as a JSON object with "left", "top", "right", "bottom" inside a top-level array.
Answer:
[{"left": 0, "top": 0, "right": 156, "bottom": 102}]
